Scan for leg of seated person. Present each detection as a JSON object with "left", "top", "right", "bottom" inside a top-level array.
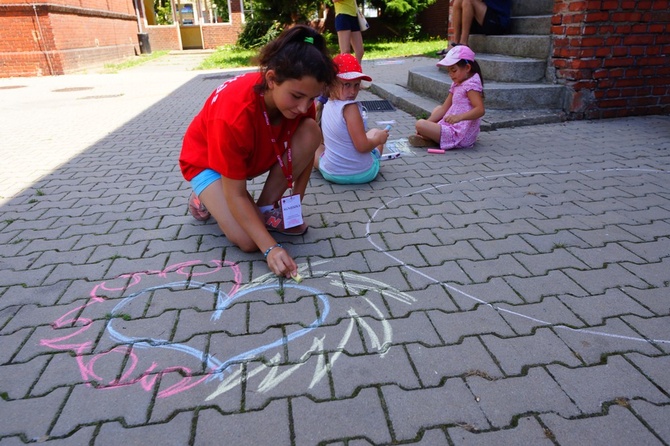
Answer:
[{"left": 456, "top": 0, "right": 488, "bottom": 45}]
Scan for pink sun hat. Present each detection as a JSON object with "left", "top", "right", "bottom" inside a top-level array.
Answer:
[
  {"left": 334, "top": 53, "right": 372, "bottom": 82},
  {"left": 437, "top": 45, "right": 476, "bottom": 67}
]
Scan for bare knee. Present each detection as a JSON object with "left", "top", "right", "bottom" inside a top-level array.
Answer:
[{"left": 216, "top": 222, "right": 258, "bottom": 253}]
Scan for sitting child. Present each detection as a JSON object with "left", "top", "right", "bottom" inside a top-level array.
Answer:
[
  {"left": 409, "top": 45, "right": 485, "bottom": 150},
  {"left": 314, "top": 53, "right": 389, "bottom": 184}
]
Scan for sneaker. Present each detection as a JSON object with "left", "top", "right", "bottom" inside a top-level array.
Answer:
[
  {"left": 408, "top": 134, "right": 436, "bottom": 148},
  {"left": 188, "top": 192, "right": 211, "bottom": 221},
  {"left": 262, "top": 208, "right": 308, "bottom": 236}
]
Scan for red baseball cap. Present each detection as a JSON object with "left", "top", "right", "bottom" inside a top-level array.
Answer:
[{"left": 334, "top": 53, "right": 372, "bottom": 82}]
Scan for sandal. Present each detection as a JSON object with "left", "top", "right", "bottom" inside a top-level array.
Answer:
[
  {"left": 263, "top": 208, "right": 308, "bottom": 236},
  {"left": 408, "top": 135, "right": 437, "bottom": 148},
  {"left": 188, "top": 192, "right": 211, "bottom": 221}
]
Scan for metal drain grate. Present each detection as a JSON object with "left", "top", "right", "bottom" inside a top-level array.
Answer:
[{"left": 360, "top": 100, "right": 395, "bottom": 112}]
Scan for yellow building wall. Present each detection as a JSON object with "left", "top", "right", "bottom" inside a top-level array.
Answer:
[{"left": 180, "top": 25, "right": 203, "bottom": 49}]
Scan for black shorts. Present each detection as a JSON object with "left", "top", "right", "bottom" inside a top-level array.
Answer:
[
  {"left": 335, "top": 13, "right": 361, "bottom": 32},
  {"left": 471, "top": 7, "right": 510, "bottom": 35}
]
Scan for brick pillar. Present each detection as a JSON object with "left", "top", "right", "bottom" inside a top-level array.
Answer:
[{"left": 551, "top": 0, "right": 670, "bottom": 119}]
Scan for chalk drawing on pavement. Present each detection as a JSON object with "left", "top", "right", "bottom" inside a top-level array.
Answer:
[{"left": 41, "top": 259, "right": 415, "bottom": 399}]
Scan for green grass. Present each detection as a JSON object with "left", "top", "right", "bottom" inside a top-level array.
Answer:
[
  {"left": 197, "top": 38, "right": 446, "bottom": 70},
  {"left": 103, "top": 50, "right": 169, "bottom": 73}
]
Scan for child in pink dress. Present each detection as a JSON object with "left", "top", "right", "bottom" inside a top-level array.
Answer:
[{"left": 410, "top": 45, "right": 485, "bottom": 150}]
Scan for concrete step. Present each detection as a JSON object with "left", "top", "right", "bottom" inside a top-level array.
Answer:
[
  {"left": 369, "top": 82, "right": 565, "bottom": 131},
  {"left": 511, "top": 14, "right": 552, "bottom": 35},
  {"left": 443, "top": 53, "right": 547, "bottom": 83},
  {"left": 406, "top": 65, "right": 564, "bottom": 109},
  {"left": 512, "top": 0, "right": 553, "bottom": 16},
  {"left": 469, "top": 34, "right": 551, "bottom": 59}
]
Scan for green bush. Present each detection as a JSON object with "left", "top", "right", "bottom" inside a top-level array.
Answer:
[{"left": 237, "top": 19, "right": 284, "bottom": 49}]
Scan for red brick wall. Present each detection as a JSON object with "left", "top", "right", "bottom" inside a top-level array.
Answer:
[
  {"left": 419, "top": 0, "right": 449, "bottom": 39},
  {"left": 0, "top": 1, "right": 138, "bottom": 77},
  {"left": 202, "top": 11, "right": 244, "bottom": 49},
  {"left": 552, "top": 0, "right": 670, "bottom": 119},
  {"left": 147, "top": 25, "right": 181, "bottom": 51}
]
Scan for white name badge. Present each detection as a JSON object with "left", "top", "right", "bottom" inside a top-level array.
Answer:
[{"left": 280, "top": 194, "right": 303, "bottom": 229}]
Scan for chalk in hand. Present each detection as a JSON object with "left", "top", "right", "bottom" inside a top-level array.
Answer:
[
  {"left": 384, "top": 124, "right": 392, "bottom": 131},
  {"left": 292, "top": 272, "right": 303, "bottom": 283}
]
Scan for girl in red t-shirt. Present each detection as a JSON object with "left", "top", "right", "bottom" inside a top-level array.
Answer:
[{"left": 179, "top": 25, "right": 337, "bottom": 279}]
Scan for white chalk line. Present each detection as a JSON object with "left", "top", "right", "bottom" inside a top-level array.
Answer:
[{"left": 366, "top": 167, "right": 670, "bottom": 345}]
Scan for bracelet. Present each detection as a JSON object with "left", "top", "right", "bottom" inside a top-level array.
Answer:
[{"left": 264, "top": 243, "right": 282, "bottom": 258}]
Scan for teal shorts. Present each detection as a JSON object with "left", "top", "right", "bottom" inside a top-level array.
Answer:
[
  {"left": 318, "top": 150, "right": 380, "bottom": 185},
  {"left": 190, "top": 169, "right": 221, "bottom": 196}
]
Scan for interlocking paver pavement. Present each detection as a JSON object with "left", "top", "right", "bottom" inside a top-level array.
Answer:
[{"left": 1, "top": 52, "right": 669, "bottom": 445}]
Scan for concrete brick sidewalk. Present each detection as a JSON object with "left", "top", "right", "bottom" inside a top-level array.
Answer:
[{"left": 1, "top": 52, "right": 669, "bottom": 445}]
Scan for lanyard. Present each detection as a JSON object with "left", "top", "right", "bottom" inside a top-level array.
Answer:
[{"left": 260, "top": 94, "right": 293, "bottom": 191}]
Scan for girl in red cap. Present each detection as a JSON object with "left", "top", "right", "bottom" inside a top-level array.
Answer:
[
  {"left": 179, "top": 25, "right": 337, "bottom": 279},
  {"left": 314, "top": 53, "right": 389, "bottom": 184}
]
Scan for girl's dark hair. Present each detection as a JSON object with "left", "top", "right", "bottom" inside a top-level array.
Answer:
[
  {"left": 456, "top": 59, "right": 484, "bottom": 89},
  {"left": 255, "top": 25, "right": 337, "bottom": 92}
]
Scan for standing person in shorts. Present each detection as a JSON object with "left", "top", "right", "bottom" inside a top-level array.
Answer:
[
  {"left": 437, "top": 0, "right": 511, "bottom": 56},
  {"left": 333, "top": 0, "right": 364, "bottom": 63}
]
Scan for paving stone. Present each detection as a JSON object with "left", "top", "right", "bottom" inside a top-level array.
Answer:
[
  {"left": 194, "top": 401, "right": 290, "bottom": 445},
  {"left": 378, "top": 311, "right": 442, "bottom": 346},
  {"left": 243, "top": 354, "right": 333, "bottom": 409},
  {"left": 446, "top": 277, "right": 525, "bottom": 310},
  {"left": 96, "top": 412, "right": 192, "bottom": 446},
  {"left": 567, "top": 243, "right": 647, "bottom": 271},
  {"left": 0, "top": 281, "right": 69, "bottom": 308},
  {"left": 629, "top": 400, "right": 670, "bottom": 442},
  {"left": 481, "top": 327, "right": 582, "bottom": 375},
  {"left": 467, "top": 366, "right": 580, "bottom": 428},
  {"left": 513, "top": 249, "right": 589, "bottom": 276},
  {"left": 621, "top": 315, "right": 670, "bottom": 353},
  {"left": 541, "top": 405, "right": 662, "bottom": 445},
  {"left": 547, "top": 355, "right": 669, "bottom": 414},
  {"left": 448, "top": 415, "right": 554, "bottom": 445},
  {"left": 0, "top": 356, "right": 50, "bottom": 399},
  {"left": 0, "top": 425, "right": 96, "bottom": 445},
  {"left": 0, "top": 387, "right": 69, "bottom": 440},
  {"left": 622, "top": 257, "right": 670, "bottom": 288},
  {"left": 14, "top": 319, "right": 108, "bottom": 363},
  {"left": 458, "top": 254, "right": 532, "bottom": 283},
  {"left": 51, "top": 382, "right": 154, "bottom": 437},
  {"left": 44, "top": 262, "right": 111, "bottom": 286},
  {"left": 387, "top": 283, "right": 458, "bottom": 317},
  {"left": 558, "top": 288, "right": 655, "bottom": 326},
  {"left": 495, "top": 296, "right": 584, "bottom": 335},
  {"left": 406, "top": 337, "right": 503, "bottom": 386},
  {"left": 519, "top": 229, "right": 590, "bottom": 253},
  {"left": 429, "top": 305, "right": 516, "bottom": 344},
  {"left": 382, "top": 379, "right": 490, "bottom": 441},
  {"left": 504, "top": 270, "right": 587, "bottom": 303},
  {"left": 625, "top": 353, "right": 670, "bottom": 390},
  {"left": 292, "top": 388, "right": 392, "bottom": 445},
  {"left": 554, "top": 318, "right": 661, "bottom": 364},
  {"left": 620, "top": 237, "right": 670, "bottom": 263}
]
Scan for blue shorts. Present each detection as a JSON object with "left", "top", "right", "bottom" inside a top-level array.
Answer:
[
  {"left": 318, "top": 150, "right": 380, "bottom": 185},
  {"left": 335, "top": 13, "right": 361, "bottom": 32},
  {"left": 190, "top": 168, "right": 221, "bottom": 196}
]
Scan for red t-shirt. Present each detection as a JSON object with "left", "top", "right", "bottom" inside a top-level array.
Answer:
[{"left": 179, "top": 72, "right": 315, "bottom": 181}]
